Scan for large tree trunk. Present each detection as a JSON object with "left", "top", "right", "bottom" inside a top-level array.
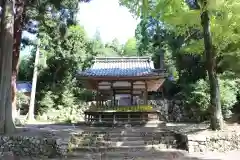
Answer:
[
  {"left": 200, "top": 0, "right": 223, "bottom": 130},
  {"left": 12, "top": 0, "right": 26, "bottom": 121},
  {"left": 0, "top": 0, "right": 16, "bottom": 134}
]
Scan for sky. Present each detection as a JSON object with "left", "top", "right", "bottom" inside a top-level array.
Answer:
[
  {"left": 21, "top": 0, "right": 138, "bottom": 56},
  {"left": 77, "top": 0, "right": 139, "bottom": 44}
]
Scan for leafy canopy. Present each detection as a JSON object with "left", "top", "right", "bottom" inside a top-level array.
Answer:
[{"left": 121, "top": 0, "right": 240, "bottom": 55}]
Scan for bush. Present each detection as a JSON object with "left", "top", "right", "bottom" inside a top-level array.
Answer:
[
  {"left": 37, "top": 103, "right": 90, "bottom": 123},
  {"left": 37, "top": 88, "right": 90, "bottom": 123},
  {"left": 38, "top": 91, "right": 58, "bottom": 113},
  {"left": 178, "top": 72, "right": 239, "bottom": 121},
  {"left": 16, "top": 92, "right": 30, "bottom": 114}
]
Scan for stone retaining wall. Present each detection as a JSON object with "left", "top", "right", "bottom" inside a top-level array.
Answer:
[
  {"left": 0, "top": 135, "right": 66, "bottom": 158},
  {"left": 1, "top": 129, "right": 240, "bottom": 157},
  {"left": 187, "top": 131, "right": 240, "bottom": 152}
]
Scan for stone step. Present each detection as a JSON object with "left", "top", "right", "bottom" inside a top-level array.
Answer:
[
  {"left": 70, "top": 133, "right": 178, "bottom": 147},
  {"left": 77, "top": 126, "right": 168, "bottom": 132},
  {"left": 69, "top": 144, "right": 178, "bottom": 153},
  {"left": 73, "top": 136, "right": 177, "bottom": 142},
  {"left": 109, "top": 136, "right": 149, "bottom": 142},
  {"left": 74, "top": 125, "right": 167, "bottom": 132},
  {"left": 70, "top": 136, "right": 177, "bottom": 145},
  {"left": 73, "top": 140, "right": 148, "bottom": 147},
  {"left": 67, "top": 149, "right": 187, "bottom": 159},
  {"left": 79, "top": 131, "right": 175, "bottom": 138},
  {"left": 72, "top": 141, "right": 177, "bottom": 148},
  {"left": 70, "top": 140, "right": 177, "bottom": 148}
]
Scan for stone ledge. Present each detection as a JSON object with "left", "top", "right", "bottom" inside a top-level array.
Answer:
[{"left": 187, "top": 131, "right": 240, "bottom": 153}]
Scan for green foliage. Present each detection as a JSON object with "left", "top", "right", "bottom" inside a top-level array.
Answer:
[
  {"left": 16, "top": 92, "right": 30, "bottom": 111},
  {"left": 18, "top": 56, "right": 34, "bottom": 81},
  {"left": 121, "top": 0, "right": 240, "bottom": 125},
  {"left": 37, "top": 90, "right": 90, "bottom": 123},
  {"left": 123, "top": 37, "right": 138, "bottom": 56},
  {"left": 19, "top": 1, "right": 96, "bottom": 122},
  {"left": 38, "top": 91, "right": 57, "bottom": 111},
  {"left": 104, "top": 38, "right": 123, "bottom": 56},
  {"left": 36, "top": 22, "right": 92, "bottom": 113},
  {"left": 37, "top": 105, "right": 83, "bottom": 123},
  {"left": 20, "top": 0, "right": 131, "bottom": 124},
  {"left": 179, "top": 72, "right": 240, "bottom": 120}
]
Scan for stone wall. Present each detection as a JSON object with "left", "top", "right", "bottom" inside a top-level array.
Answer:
[
  {"left": 1, "top": 129, "right": 240, "bottom": 157},
  {"left": 149, "top": 99, "right": 208, "bottom": 123},
  {"left": 0, "top": 135, "right": 66, "bottom": 158},
  {"left": 149, "top": 99, "right": 185, "bottom": 122},
  {"left": 187, "top": 131, "right": 240, "bottom": 153}
]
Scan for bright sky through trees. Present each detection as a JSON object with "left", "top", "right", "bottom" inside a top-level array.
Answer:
[{"left": 77, "top": 0, "right": 139, "bottom": 44}]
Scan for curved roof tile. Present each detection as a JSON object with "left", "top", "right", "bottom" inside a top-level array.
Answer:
[{"left": 78, "top": 57, "right": 162, "bottom": 77}]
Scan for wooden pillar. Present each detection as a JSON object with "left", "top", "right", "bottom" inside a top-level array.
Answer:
[
  {"left": 96, "top": 81, "right": 100, "bottom": 108},
  {"left": 113, "top": 113, "right": 116, "bottom": 124},
  {"left": 110, "top": 81, "right": 114, "bottom": 108},
  {"left": 99, "top": 114, "right": 102, "bottom": 122},
  {"left": 144, "top": 81, "right": 148, "bottom": 105},
  {"left": 130, "top": 81, "right": 133, "bottom": 105},
  {"left": 113, "top": 89, "right": 116, "bottom": 106}
]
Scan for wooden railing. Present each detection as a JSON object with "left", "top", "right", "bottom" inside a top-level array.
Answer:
[
  {"left": 84, "top": 111, "right": 159, "bottom": 124},
  {"left": 87, "top": 104, "right": 153, "bottom": 112}
]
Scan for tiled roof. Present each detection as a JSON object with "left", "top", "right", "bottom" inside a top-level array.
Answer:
[
  {"left": 78, "top": 57, "right": 161, "bottom": 77},
  {"left": 17, "top": 81, "right": 32, "bottom": 93}
]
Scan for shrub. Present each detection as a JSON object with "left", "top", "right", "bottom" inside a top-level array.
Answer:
[
  {"left": 16, "top": 91, "right": 30, "bottom": 114},
  {"left": 39, "top": 91, "right": 56, "bottom": 108},
  {"left": 179, "top": 73, "right": 239, "bottom": 120},
  {"left": 37, "top": 102, "right": 90, "bottom": 123},
  {"left": 37, "top": 89, "right": 90, "bottom": 123}
]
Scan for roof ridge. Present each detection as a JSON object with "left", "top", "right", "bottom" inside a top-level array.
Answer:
[{"left": 95, "top": 56, "right": 151, "bottom": 62}]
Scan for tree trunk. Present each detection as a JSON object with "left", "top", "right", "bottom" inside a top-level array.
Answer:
[
  {"left": 0, "top": 0, "right": 16, "bottom": 134},
  {"left": 28, "top": 42, "right": 40, "bottom": 121},
  {"left": 12, "top": 0, "right": 26, "bottom": 121},
  {"left": 200, "top": 0, "right": 223, "bottom": 130},
  {"left": 0, "top": 0, "right": 5, "bottom": 134},
  {"left": 52, "top": 66, "right": 61, "bottom": 89}
]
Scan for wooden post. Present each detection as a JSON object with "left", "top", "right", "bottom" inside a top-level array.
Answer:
[
  {"left": 110, "top": 81, "right": 114, "bottom": 108},
  {"left": 144, "top": 81, "right": 148, "bottom": 105},
  {"left": 86, "top": 114, "right": 89, "bottom": 122},
  {"left": 96, "top": 81, "right": 99, "bottom": 108},
  {"left": 99, "top": 114, "right": 102, "bottom": 122},
  {"left": 113, "top": 89, "right": 116, "bottom": 106},
  {"left": 130, "top": 81, "right": 133, "bottom": 105},
  {"left": 113, "top": 113, "right": 116, "bottom": 124}
]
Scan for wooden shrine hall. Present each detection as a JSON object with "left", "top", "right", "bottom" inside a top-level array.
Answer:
[{"left": 77, "top": 57, "right": 166, "bottom": 125}]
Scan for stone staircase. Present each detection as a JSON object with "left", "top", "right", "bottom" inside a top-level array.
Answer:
[{"left": 64, "top": 126, "right": 187, "bottom": 160}]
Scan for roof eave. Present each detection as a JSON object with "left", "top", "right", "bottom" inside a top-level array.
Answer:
[{"left": 76, "top": 74, "right": 167, "bottom": 81}]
